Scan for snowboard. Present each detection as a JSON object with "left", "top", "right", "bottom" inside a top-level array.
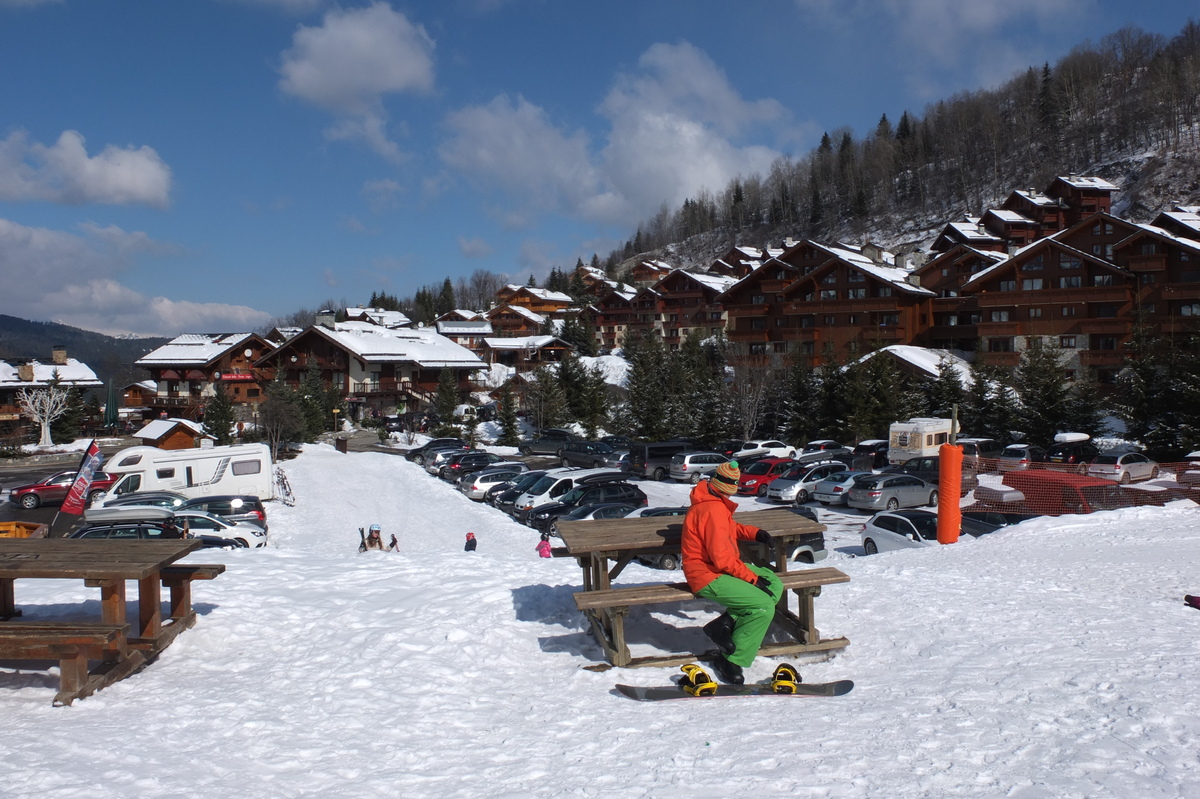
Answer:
[{"left": 616, "top": 678, "right": 854, "bottom": 702}]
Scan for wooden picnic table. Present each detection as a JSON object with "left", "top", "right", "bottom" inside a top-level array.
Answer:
[
  {"left": 0, "top": 538, "right": 223, "bottom": 704},
  {"left": 554, "top": 508, "right": 850, "bottom": 669}
]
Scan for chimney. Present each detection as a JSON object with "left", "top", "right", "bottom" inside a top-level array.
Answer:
[
  {"left": 315, "top": 309, "right": 336, "bottom": 329},
  {"left": 17, "top": 361, "right": 35, "bottom": 381},
  {"left": 896, "top": 253, "right": 909, "bottom": 270},
  {"left": 51, "top": 345, "right": 67, "bottom": 365},
  {"left": 907, "top": 274, "right": 921, "bottom": 287}
]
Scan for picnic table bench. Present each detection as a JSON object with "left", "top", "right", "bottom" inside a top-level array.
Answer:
[
  {"left": 555, "top": 508, "right": 850, "bottom": 669},
  {"left": 0, "top": 539, "right": 225, "bottom": 705}
]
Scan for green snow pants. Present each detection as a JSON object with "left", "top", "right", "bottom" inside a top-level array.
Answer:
[{"left": 695, "top": 564, "right": 783, "bottom": 668}]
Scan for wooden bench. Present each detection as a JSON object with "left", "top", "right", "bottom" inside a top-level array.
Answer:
[
  {"left": 572, "top": 567, "right": 850, "bottom": 669},
  {"left": 0, "top": 621, "right": 137, "bottom": 706},
  {"left": 160, "top": 564, "right": 225, "bottom": 623}
]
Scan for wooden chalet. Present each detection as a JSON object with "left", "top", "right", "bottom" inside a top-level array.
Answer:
[
  {"left": 585, "top": 286, "right": 638, "bottom": 352},
  {"left": 909, "top": 245, "right": 1007, "bottom": 351},
  {"left": 0, "top": 347, "right": 103, "bottom": 434},
  {"left": 495, "top": 285, "right": 573, "bottom": 315},
  {"left": 134, "top": 333, "right": 273, "bottom": 422},
  {"left": 1112, "top": 224, "right": 1200, "bottom": 340},
  {"left": 481, "top": 335, "right": 570, "bottom": 371},
  {"left": 651, "top": 269, "right": 736, "bottom": 349},
  {"left": 628, "top": 260, "right": 675, "bottom": 286},
  {"left": 133, "top": 418, "right": 216, "bottom": 450},
  {"left": 485, "top": 304, "right": 546, "bottom": 337},
  {"left": 718, "top": 258, "right": 803, "bottom": 359}
]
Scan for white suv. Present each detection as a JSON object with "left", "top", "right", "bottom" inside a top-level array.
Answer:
[{"left": 732, "top": 440, "right": 796, "bottom": 461}]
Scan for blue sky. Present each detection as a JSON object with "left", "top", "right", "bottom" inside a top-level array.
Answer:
[{"left": 0, "top": 0, "right": 1194, "bottom": 336}]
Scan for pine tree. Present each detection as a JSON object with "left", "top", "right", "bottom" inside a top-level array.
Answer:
[
  {"left": 299, "top": 361, "right": 330, "bottom": 439},
  {"left": 524, "top": 365, "right": 568, "bottom": 431},
  {"left": 433, "top": 368, "right": 461, "bottom": 437},
  {"left": 48, "top": 379, "right": 85, "bottom": 445},
  {"left": 1014, "top": 337, "right": 1069, "bottom": 443},
  {"left": 924, "top": 357, "right": 967, "bottom": 419},
  {"left": 495, "top": 384, "right": 521, "bottom": 446},
  {"left": 557, "top": 351, "right": 588, "bottom": 423},
  {"left": 625, "top": 330, "right": 669, "bottom": 439},
  {"left": 203, "top": 382, "right": 237, "bottom": 445},
  {"left": 577, "top": 364, "right": 611, "bottom": 439},
  {"left": 1062, "top": 371, "right": 1108, "bottom": 440}
]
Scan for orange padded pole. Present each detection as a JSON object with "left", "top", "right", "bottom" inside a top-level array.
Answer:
[{"left": 937, "top": 443, "right": 962, "bottom": 544}]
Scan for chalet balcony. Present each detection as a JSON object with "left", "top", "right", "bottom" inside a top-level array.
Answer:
[
  {"left": 351, "top": 379, "right": 400, "bottom": 394},
  {"left": 1079, "top": 351, "right": 1125, "bottom": 367},
  {"left": 1078, "top": 319, "right": 1129, "bottom": 335},
  {"left": 1156, "top": 318, "right": 1200, "bottom": 335},
  {"left": 927, "top": 324, "right": 977, "bottom": 340},
  {"left": 977, "top": 321, "right": 1024, "bottom": 337},
  {"left": 728, "top": 330, "right": 771, "bottom": 343},
  {"left": 151, "top": 395, "right": 200, "bottom": 407},
  {"left": 974, "top": 286, "right": 1130, "bottom": 307}
]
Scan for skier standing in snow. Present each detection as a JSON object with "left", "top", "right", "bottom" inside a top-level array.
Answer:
[
  {"left": 464, "top": 532, "right": 477, "bottom": 552},
  {"left": 536, "top": 533, "right": 552, "bottom": 558},
  {"left": 361, "top": 525, "right": 387, "bottom": 551},
  {"left": 681, "top": 460, "right": 782, "bottom": 685}
]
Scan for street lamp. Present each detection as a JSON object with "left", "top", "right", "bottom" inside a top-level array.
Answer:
[{"left": 331, "top": 407, "right": 340, "bottom": 432}]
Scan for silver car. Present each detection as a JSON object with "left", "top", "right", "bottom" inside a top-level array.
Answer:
[
  {"left": 765, "top": 461, "right": 845, "bottom": 504},
  {"left": 1086, "top": 452, "right": 1159, "bottom": 484},
  {"left": 812, "top": 471, "right": 876, "bottom": 505},
  {"left": 668, "top": 452, "right": 729, "bottom": 483},
  {"left": 172, "top": 509, "right": 268, "bottom": 548},
  {"left": 458, "top": 466, "right": 528, "bottom": 500},
  {"left": 847, "top": 474, "right": 938, "bottom": 511},
  {"left": 424, "top": 446, "right": 472, "bottom": 475}
]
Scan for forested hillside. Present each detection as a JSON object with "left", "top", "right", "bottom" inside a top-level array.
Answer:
[{"left": 0, "top": 315, "right": 164, "bottom": 392}]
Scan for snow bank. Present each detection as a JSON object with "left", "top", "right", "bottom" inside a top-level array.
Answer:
[{"left": 5, "top": 445, "right": 1199, "bottom": 797}]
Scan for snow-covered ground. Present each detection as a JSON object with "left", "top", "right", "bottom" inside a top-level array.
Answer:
[{"left": 5, "top": 445, "right": 1199, "bottom": 798}]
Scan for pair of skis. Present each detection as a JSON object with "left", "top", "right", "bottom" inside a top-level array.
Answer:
[{"left": 616, "top": 662, "right": 854, "bottom": 702}]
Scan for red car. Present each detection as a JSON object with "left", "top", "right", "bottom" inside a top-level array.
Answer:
[
  {"left": 7, "top": 470, "right": 118, "bottom": 510},
  {"left": 736, "top": 457, "right": 796, "bottom": 497}
]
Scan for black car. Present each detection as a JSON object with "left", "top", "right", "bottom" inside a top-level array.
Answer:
[
  {"left": 559, "top": 441, "right": 616, "bottom": 468},
  {"left": 69, "top": 507, "right": 249, "bottom": 549},
  {"left": 883, "top": 455, "right": 980, "bottom": 495},
  {"left": 439, "top": 451, "right": 504, "bottom": 480},
  {"left": 526, "top": 481, "right": 649, "bottom": 532},
  {"left": 405, "top": 438, "right": 468, "bottom": 465},
  {"left": 601, "top": 435, "right": 633, "bottom": 451},
  {"left": 492, "top": 470, "right": 549, "bottom": 513},
  {"left": 178, "top": 495, "right": 269, "bottom": 532},
  {"left": 1046, "top": 439, "right": 1100, "bottom": 471},
  {"left": 518, "top": 430, "right": 579, "bottom": 456}
]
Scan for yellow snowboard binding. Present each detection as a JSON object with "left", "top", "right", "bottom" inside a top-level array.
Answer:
[
  {"left": 679, "top": 663, "right": 718, "bottom": 696},
  {"left": 770, "top": 663, "right": 801, "bottom": 694}
]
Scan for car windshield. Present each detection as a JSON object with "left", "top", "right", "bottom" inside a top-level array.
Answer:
[
  {"left": 909, "top": 515, "right": 939, "bottom": 540},
  {"left": 743, "top": 461, "right": 771, "bottom": 475},
  {"left": 593, "top": 443, "right": 613, "bottom": 454},
  {"left": 510, "top": 473, "right": 543, "bottom": 492},
  {"left": 527, "top": 475, "right": 559, "bottom": 494},
  {"left": 1092, "top": 455, "right": 1119, "bottom": 465},
  {"left": 857, "top": 478, "right": 883, "bottom": 489},
  {"left": 563, "top": 504, "right": 603, "bottom": 520},
  {"left": 560, "top": 487, "right": 587, "bottom": 504},
  {"left": 822, "top": 472, "right": 854, "bottom": 484}
]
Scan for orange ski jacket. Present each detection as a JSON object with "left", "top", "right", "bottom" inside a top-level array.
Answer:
[{"left": 681, "top": 481, "right": 761, "bottom": 592}]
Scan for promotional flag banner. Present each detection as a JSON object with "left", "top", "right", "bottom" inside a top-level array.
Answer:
[{"left": 60, "top": 440, "right": 104, "bottom": 516}]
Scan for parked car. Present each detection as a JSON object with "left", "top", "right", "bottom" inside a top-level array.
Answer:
[
  {"left": 1086, "top": 452, "right": 1160, "bottom": 484},
  {"left": 883, "top": 456, "right": 979, "bottom": 495},
  {"left": 559, "top": 440, "right": 616, "bottom": 468},
  {"left": 957, "top": 437, "right": 1003, "bottom": 470},
  {"left": 598, "top": 449, "right": 630, "bottom": 470},
  {"left": 629, "top": 506, "right": 692, "bottom": 570},
  {"left": 526, "top": 479, "right": 648, "bottom": 532},
  {"left": 766, "top": 461, "right": 846, "bottom": 504},
  {"left": 847, "top": 474, "right": 938, "bottom": 511},
  {"left": 860, "top": 509, "right": 1001, "bottom": 555},
  {"left": 70, "top": 506, "right": 251, "bottom": 549},
  {"left": 668, "top": 452, "right": 729, "bottom": 483},
  {"left": 1046, "top": 438, "right": 1100, "bottom": 472},
  {"left": 960, "top": 509, "right": 1041, "bottom": 527},
  {"left": 425, "top": 446, "right": 479, "bottom": 475},
  {"left": 177, "top": 495, "right": 269, "bottom": 531},
  {"left": 405, "top": 438, "right": 467, "bottom": 465},
  {"left": 716, "top": 440, "right": 745, "bottom": 458},
  {"left": 548, "top": 502, "right": 640, "bottom": 537},
  {"left": 8, "top": 470, "right": 119, "bottom": 510},
  {"left": 439, "top": 451, "right": 505, "bottom": 480},
  {"left": 601, "top": 435, "right": 633, "bottom": 451},
  {"left": 518, "top": 430, "right": 579, "bottom": 456},
  {"left": 850, "top": 440, "right": 890, "bottom": 469},
  {"left": 172, "top": 509, "right": 268, "bottom": 548},
  {"left": 96, "top": 490, "right": 189, "bottom": 511},
  {"left": 812, "top": 471, "right": 876, "bottom": 505},
  {"left": 737, "top": 457, "right": 797, "bottom": 496},
  {"left": 491, "top": 470, "right": 550, "bottom": 512},
  {"left": 796, "top": 440, "right": 852, "bottom": 463},
  {"left": 513, "top": 468, "right": 622, "bottom": 523},
  {"left": 732, "top": 440, "right": 796, "bottom": 461},
  {"left": 1179, "top": 451, "right": 1200, "bottom": 487},
  {"left": 997, "top": 444, "right": 1048, "bottom": 472},
  {"left": 459, "top": 466, "right": 527, "bottom": 500},
  {"left": 627, "top": 441, "right": 696, "bottom": 481}
]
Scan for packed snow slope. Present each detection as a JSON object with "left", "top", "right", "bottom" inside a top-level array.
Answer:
[{"left": 5, "top": 445, "right": 1200, "bottom": 798}]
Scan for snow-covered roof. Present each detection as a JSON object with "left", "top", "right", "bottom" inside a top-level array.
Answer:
[
  {"left": 482, "top": 335, "right": 561, "bottom": 351},
  {"left": 344, "top": 308, "right": 412, "bottom": 328},
  {"left": 1056, "top": 175, "right": 1118, "bottom": 191},
  {"left": 1126, "top": 222, "right": 1200, "bottom": 255},
  {"left": 944, "top": 220, "right": 1004, "bottom": 242},
  {"left": 307, "top": 324, "right": 485, "bottom": 369},
  {"left": 503, "top": 285, "right": 572, "bottom": 305},
  {"left": 849, "top": 345, "right": 974, "bottom": 385},
  {"left": 819, "top": 244, "right": 934, "bottom": 296},
  {"left": 488, "top": 304, "right": 545, "bottom": 325},
  {"left": 1157, "top": 210, "right": 1200, "bottom": 235},
  {"left": 986, "top": 209, "right": 1035, "bottom": 225},
  {"left": 1012, "top": 189, "right": 1060, "bottom": 207},
  {"left": 0, "top": 358, "right": 103, "bottom": 389},
  {"left": 678, "top": 271, "right": 738, "bottom": 293},
  {"left": 436, "top": 320, "right": 493, "bottom": 336},
  {"left": 135, "top": 418, "right": 212, "bottom": 441},
  {"left": 137, "top": 333, "right": 258, "bottom": 367}
]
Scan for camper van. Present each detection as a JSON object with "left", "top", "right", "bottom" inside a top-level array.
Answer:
[
  {"left": 887, "top": 418, "right": 959, "bottom": 465},
  {"left": 97, "top": 443, "right": 275, "bottom": 503}
]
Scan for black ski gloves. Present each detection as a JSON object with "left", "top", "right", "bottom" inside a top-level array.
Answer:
[
  {"left": 754, "top": 576, "right": 773, "bottom": 594},
  {"left": 754, "top": 529, "right": 771, "bottom": 544}
]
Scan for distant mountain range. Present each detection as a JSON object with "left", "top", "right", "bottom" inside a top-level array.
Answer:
[{"left": 0, "top": 314, "right": 168, "bottom": 393}]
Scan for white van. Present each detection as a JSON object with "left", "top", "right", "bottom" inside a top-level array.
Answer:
[
  {"left": 99, "top": 443, "right": 275, "bottom": 502},
  {"left": 512, "top": 467, "right": 623, "bottom": 522},
  {"left": 887, "top": 418, "right": 959, "bottom": 465}
]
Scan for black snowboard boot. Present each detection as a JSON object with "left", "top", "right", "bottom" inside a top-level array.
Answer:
[
  {"left": 709, "top": 655, "right": 744, "bottom": 685},
  {"left": 703, "top": 612, "right": 735, "bottom": 655}
]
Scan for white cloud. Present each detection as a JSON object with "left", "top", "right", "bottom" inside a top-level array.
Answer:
[
  {"left": 457, "top": 236, "right": 493, "bottom": 258},
  {"left": 438, "top": 42, "right": 789, "bottom": 227},
  {"left": 0, "top": 130, "right": 172, "bottom": 208},
  {"left": 279, "top": 2, "right": 434, "bottom": 163},
  {"left": 0, "top": 218, "right": 269, "bottom": 336}
]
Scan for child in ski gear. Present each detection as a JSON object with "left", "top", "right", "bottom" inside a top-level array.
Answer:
[
  {"left": 362, "top": 525, "right": 386, "bottom": 551},
  {"left": 536, "top": 533, "right": 552, "bottom": 558},
  {"left": 681, "top": 460, "right": 782, "bottom": 684},
  {"left": 464, "top": 532, "right": 477, "bottom": 552}
]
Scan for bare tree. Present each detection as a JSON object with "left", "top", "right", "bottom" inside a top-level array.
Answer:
[
  {"left": 727, "top": 353, "right": 775, "bottom": 440},
  {"left": 17, "top": 386, "right": 69, "bottom": 447}
]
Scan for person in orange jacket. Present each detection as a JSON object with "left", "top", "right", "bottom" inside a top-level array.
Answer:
[{"left": 681, "top": 460, "right": 782, "bottom": 684}]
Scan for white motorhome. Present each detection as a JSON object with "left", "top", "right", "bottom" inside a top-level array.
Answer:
[
  {"left": 99, "top": 443, "right": 275, "bottom": 502},
  {"left": 887, "top": 418, "right": 959, "bottom": 465}
]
